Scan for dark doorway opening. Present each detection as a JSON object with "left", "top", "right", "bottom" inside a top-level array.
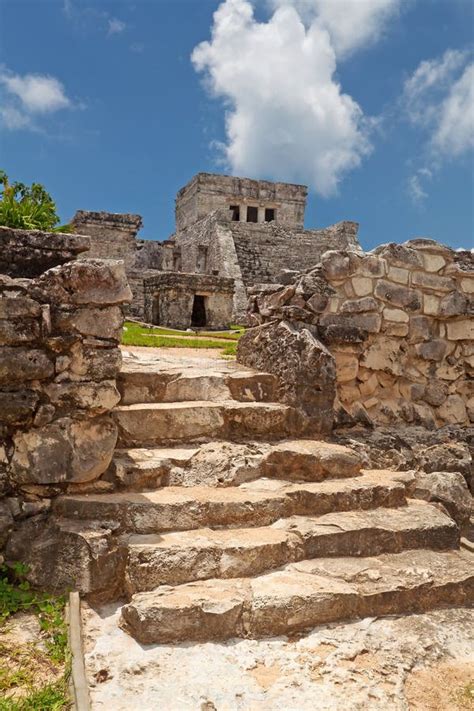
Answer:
[
  {"left": 247, "top": 206, "right": 258, "bottom": 223},
  {"left": 229, "top": 205, "right": 240, "bottom": 221},
  {"left": 191, "top": 295, "right": 207, "bottom": 327},
  {"left": 265, "top": 208, "right": 275, "bottom": 222}
]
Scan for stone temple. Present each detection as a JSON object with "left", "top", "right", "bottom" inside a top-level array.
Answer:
[{"left": 73, "top": 172, "right": 360, "bottom": 327}]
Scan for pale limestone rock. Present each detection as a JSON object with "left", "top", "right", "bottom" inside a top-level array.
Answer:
[
  {"left": 423, "top": 294, "right": 440, "bottom": 315},
  {"left": 359, "top": 373, "right": 378, "bottom": 396},
  {"left": 352, "top": 277, "right": 373, "bottom": 297},
  {"left": 358, "top": 256, "right": 386, "bottom": 277},
  {"left": 437, "top": 394, "right": 467, "bottom": 424},
  {"left": 361, "top": 339, "right": 404, "bottom": 375},
  {"left": 446, "top": 319, "right": 474, "bottom": 341},
  {"left": 411, "top": 272, "right": 455, "bottom": 292},
  {"left": 383, "top": 307, "right": 409, "bottom": 323},
  {"left": 412, "top": 471, "right": 472, "bottom": 528},
  {"left": 383, "top": 322, "right": 409, "bottom": 337},
  {"left": 335, "top": 353, "right": 359, "bottom": 383},
  {"left": 388, "top": 265, "right": 409, "bottom": 284},
  {"left": 460, "top": 277, "right": 474, "bottom": 293},
  {"left": 422, "top": 253, "right": 446, "bottom": 272}
]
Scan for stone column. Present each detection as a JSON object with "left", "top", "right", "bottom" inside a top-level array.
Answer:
[
  {"left": 239, "top": 205, "right": 247, "bottom": 222},
  {"left": 258, "top": 206, "right": 266, "bottom": 224}
]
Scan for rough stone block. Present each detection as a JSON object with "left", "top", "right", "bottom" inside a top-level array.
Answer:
[
  {"left": 415, "top": 339, "right": 448, "bottom": 361},
  {"left": 0, "top": 347, "right": 54, "bottom": 385},
  {"left": 460, "top": 278, "right": 474, "bottom": 294},
  {"left": 437, "top": 394, "right": 468, "bottom": 425},
  {"left": 361, "top": 339, "right": 404, "bottom": 375},
  {"left": 387, "top": 266, "right": 409, "bottom": 285},
  {"left": 383, "top": 308, "right": 409, "bottom": 323},
  {"left": 0, "top": 318, "right": 41, "bottom": 345},
  {"left": 411, "top": 272, "right": 455, "bottom": 292},
  {"left": 0, "top": 390, "right": 39, "bottom": 425},
  {"left": 335, "top": 353, "right": 359, "bottom": 383},
  {"left": 439, "top": 292, "right": 468, "bottom": 317},
  {"left": 340, "top": 297, "right": 379, "bottom": 313},
  {"left": 53, "top": 306, "right": 123, "bottom": 340},
  {"left": 0, "top": 297, "right": 41, "bottom": 319},
  {"left": 374, "top": 280, "right": 421, "bottom": 311},
  {"left": 422, "top": 253, "right": 446, "bottom": 272},
  {"left": 446, "top": 320, "right": 474, "bottom": 341},
  {"left": 352, "top": 277, "right": 373, "bottom": 297},
  {"left": 423, "top": 294, "right": 440, "bottom": 316}
]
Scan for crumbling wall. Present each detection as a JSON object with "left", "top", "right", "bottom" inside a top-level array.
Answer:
[
  {"left": 243, "top": 239, "right": 473, "bottom": 429},
  {"left": 0, "top": 227, "right": 131, "bottom": 552},
  {"left": 72, "top": 210, "right": 143, "bottom": 268}
]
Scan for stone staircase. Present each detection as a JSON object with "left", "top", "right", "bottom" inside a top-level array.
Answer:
[{"left": 53, "top": 352, "right": 473, "bottom": 645}]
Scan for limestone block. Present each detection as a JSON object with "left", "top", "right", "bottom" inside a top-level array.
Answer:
[
  {"left": 409, "top": 315, "right": 434, "bottom": 342},
  {"left": 460, "top": 278, "right": 474, "bottom": 294},
  {"left": 340, "top": 297, "right": 379, "bottom": 313},
  {"left": 10, "top": 415, "right": 118, "bottom": 484},
  {"left": 359, "top": 373, "right": 378, "bottom": 396},
  {"left": 411, "top": 272, "right": 455, "bottom": 292},
  {"left": 0, "top": 347, "right": 54, "bottom": 385},
  {"left": 361, "top": 338, "right": 404, "bottom": 375},
  {"left": 446, "top": 320, "right": 474, "bottom": 341},
  {"left": 352, "top": 277, "right": 373, "bottom": 297},
  {"left": 327, "top": 297, "right": 341, "bottom": 314},
  {"left": 45, "top": 380, "right": 121, "bottom": 414},
  {"left": 422, "top": 253, "right": 446, "bottom": 272},
  {"left": 0, "top": 390, "right": 39, "bottom": 425},
  {"left": 320, "top": 312, "right": 381, "bottom": 334},
  {"left": 0, "top": 297, "right": 41, "bottom": 319},
  {"left": 437, "top": 394, "right": 468, "bottom": 424},
  {"left": 53, "top": 306, "right": 123, "bottom": 340},
  {"left": 423, "top": 381, "right": 448, "bottom": 407},
  {"left": 306, "top": 293, "right": 329, "bottom": 313},
  {"left": 320, "top": 250, "right": 360, "bottom": 280},
  {"left": 0, "top": 318, "right": 41, "bottom": 345},
  {"left": 363, "top": 396, "right": 379, "bottom": 409},
  {"left": 374, "top": 280, "right": 421, "bottom": 311},
  {"left": 358, "top": 256, "right": 386, "bottom": 277},
  {"left": 438, "top": 291, "right": 468, "bottom": 317},
  {"left": 399, "top": 380, "right": 425, "bottom": 401},
  {"left": 423, "top": 294, "right": 440, "bottom": 316},
  {"left": 335, "top": 353, "right": 359, "bottom": 383},
  {"left": 373, "top": 243, "right": 423, "bottom": 269},
  {"left": 435, "top": 362, "right": 465, "bottom": 381},
  {"left": 383, "top": 307, "right": 409, "bottom": 323},
  {"left": 237, "top": 321, "right": 336, "bottom": 434},
  {"left": 69, "top": 342, "right": 122, "bottom": 381},
  {"left": 415, "top": 339, "right": 448, "bottom": 361},
  {"left": 264, "top": 285, "right": 295, "bottom": 310},
  {"left": 412, "top": 471, "right": 471, "bottom": 528},
  {"left": 383, "top": 322, "right": 408, "bottom": 337},
  {"left": 32, "top": 259, "right": 132, "bottom": 306},
  {"left": 340, "top": 384, "right": 361, "bottom": 403},
  {"left": 387, "top": 266, "right": 409, "bottom": 285}
]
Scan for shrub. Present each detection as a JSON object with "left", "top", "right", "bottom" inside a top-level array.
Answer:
[{"left": 0, "top": 170, "right": 72, "bottom": 232}]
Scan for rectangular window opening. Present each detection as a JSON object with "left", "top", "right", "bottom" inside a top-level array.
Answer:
[
  {"left": 265, "top": 208, "right": 275, "bottom": 222},
  {"left": 247, "top": 206, "right": 258, "bottom": 223},
  {"left": 229, "top": 205, "right": 240, "bottom": 221}
]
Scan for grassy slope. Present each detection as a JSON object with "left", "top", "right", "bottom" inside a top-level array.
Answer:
[{"left": 122, "top": 321, "right": 246, "bottom": 356}]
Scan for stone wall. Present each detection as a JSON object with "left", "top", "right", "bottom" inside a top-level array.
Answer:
[
  {"left": 0, "top": 226, "right": 90, "bottom": 277},
  {"left": 243, "top": 239, "right": 473, "bottom": 429},
  {"left": 175, "top": 173, "right": 308, "bottom": 231},
  {"left": 0, "top": 227, "right": 131, "bottom": 552},
  {"left": 174, "top": 212, "right": 361, "bottom": 321},
  {"left": 72, "top": 210, "right": 143, "bottom": 269},
  {"left": 143, "top": 271, "right": 234, "bottom": 330}
]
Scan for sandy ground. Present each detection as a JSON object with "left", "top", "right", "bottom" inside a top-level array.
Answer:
[{"left": 82, "top": 605, "right": 474, "bottom": 711}]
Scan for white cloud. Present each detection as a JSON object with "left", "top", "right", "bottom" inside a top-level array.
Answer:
[
  {"left": 107, "top": 18, "right": 127, "bottom": 36},
  {"left": 269, "top": 0, "right": 401, "bottom": 57},
  {"left": 0, "top": 68, "right": 72, "bottom": 131},
  {"left": 0, "top": 71, "right": 71, "bottom": 114},
  {"left": 192, "top": 0, "right": 374, "bottom": 196},
  {"left": 403, "top": 50, "right": 474, "bottom": 202}
]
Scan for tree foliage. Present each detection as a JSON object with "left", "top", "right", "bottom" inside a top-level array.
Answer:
[{"left": 0, "top": 170, "right": 72, "bottom": 232}]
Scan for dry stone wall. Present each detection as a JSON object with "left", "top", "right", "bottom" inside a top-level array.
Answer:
[
  {"left": 0, "top": 227, "right": 132, "bottom": 552},
  {"left": 244, "top": 239, "right": 473, "bottom": 429}
]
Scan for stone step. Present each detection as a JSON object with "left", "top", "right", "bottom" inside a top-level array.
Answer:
[
  {"left": 113, "top": 401, "right": 298, "bottom": 447},
  {"left": 53, "top": 470, "right": 409, "bottom": 534},
  {"left": 117, "top": 368, "right": 278, "bottom": 405},
  {"left": 106, "top": 446, "right": 199, "bottom": 490},
  {"left": 106, "top": 439, "right": 363, "bottom": 491},
  {"left": 120, "top": 548, "right": 474, "bottom": 644},
  {"left": 123, "top": 502, "right": 459, "bottom": 594}
]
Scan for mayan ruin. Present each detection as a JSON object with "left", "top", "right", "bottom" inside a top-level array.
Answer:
[{"left": 1, "top": 0, "right": 473, "bottom": 708}]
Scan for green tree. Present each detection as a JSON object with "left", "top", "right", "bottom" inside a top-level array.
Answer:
[{"left": 0, "top": 170, "right": 73, "bottom": 232}]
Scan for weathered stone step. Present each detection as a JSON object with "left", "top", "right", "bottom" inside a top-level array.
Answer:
[
  {"left": 123, "top": 502, "right": 458, "bottom": 594},
  {"left": 120, "top": 548, "right": 474, "bottom": 644},
  {"left": 117, "top": 368, "right": 278, "bottom": 405},
  {"left": 113, "top": 401, "right": 298, "bottom": 446},
  {"left": 106, "top": 439, "right": 363, "bottom": 491},
  {"left": 53, "top": 470, "right": 408, "bottom": 534},
  {"left": 106, "top": 446, "right": 199, "bottom": 490}
]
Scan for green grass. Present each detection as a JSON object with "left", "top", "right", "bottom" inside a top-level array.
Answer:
[
  {"left": 122, "top": 321, "right": 243, "bottom": 355},
  {"left": 0, "top": 563, "right": 70, "bottom": 710}
]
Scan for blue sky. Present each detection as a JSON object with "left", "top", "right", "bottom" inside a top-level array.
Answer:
[{"left": 0, "top": 0, "right": 473, "bottom": 250}]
